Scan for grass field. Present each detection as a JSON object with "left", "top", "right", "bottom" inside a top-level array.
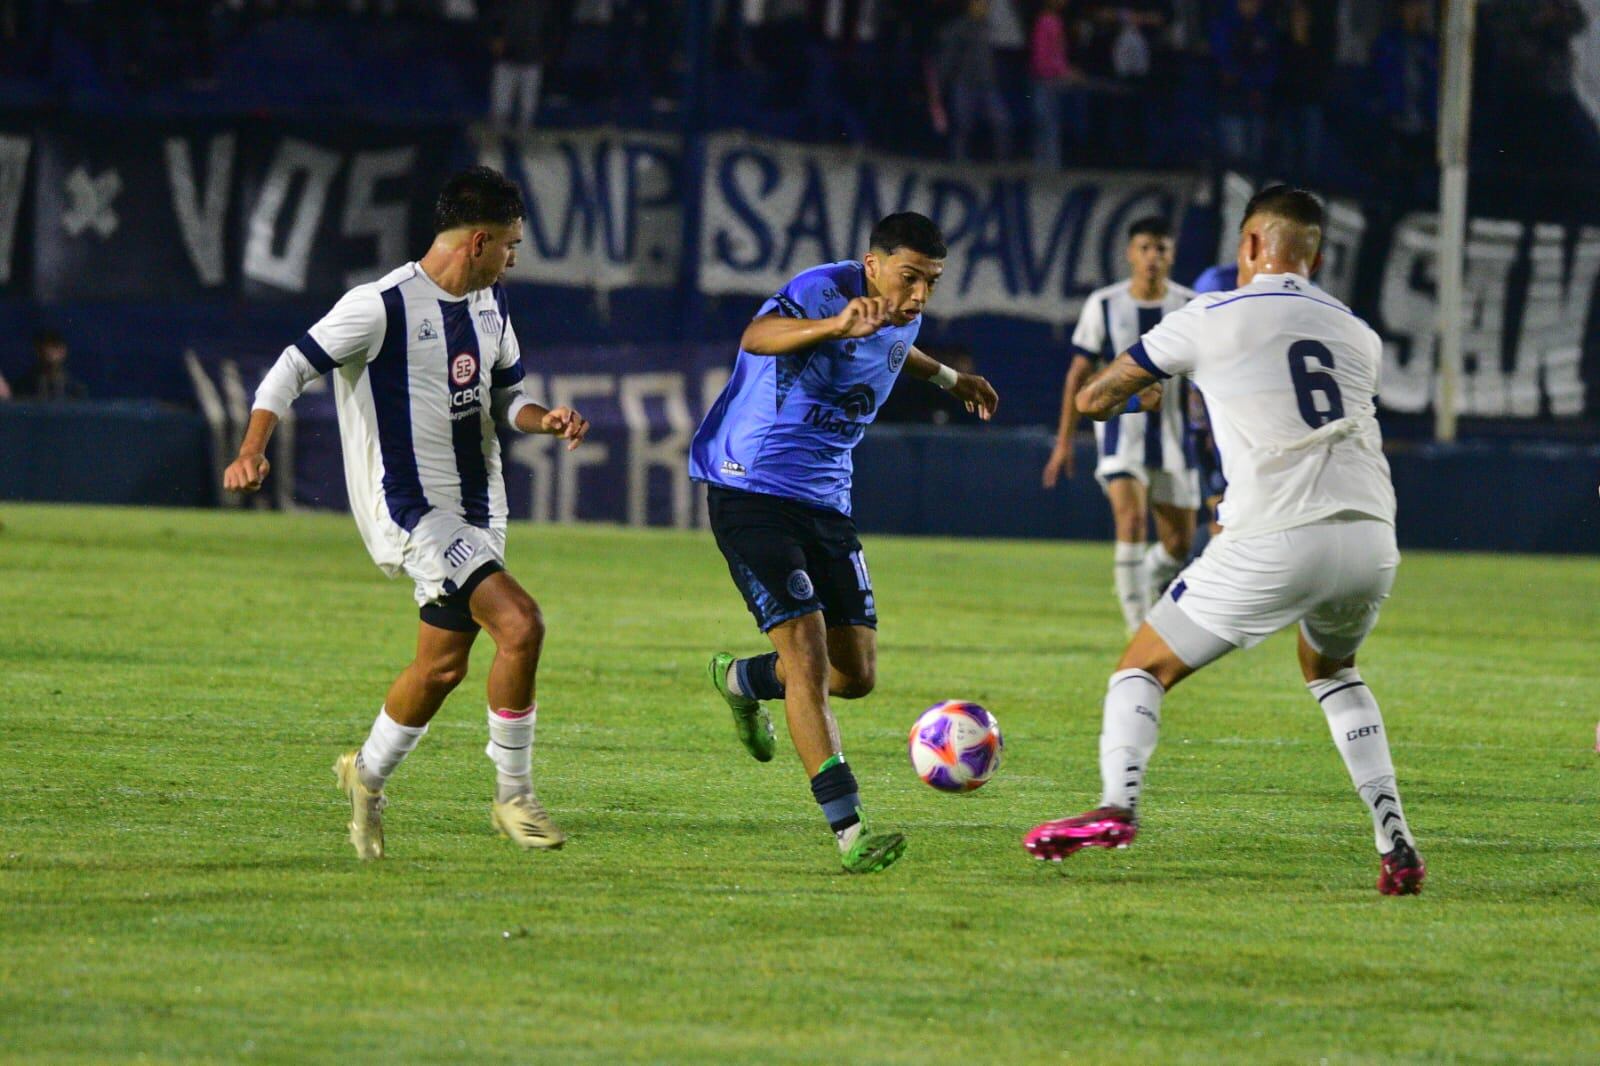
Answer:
[{"left": 1, "top": 503, "right": 1597, "bottom": 1064}]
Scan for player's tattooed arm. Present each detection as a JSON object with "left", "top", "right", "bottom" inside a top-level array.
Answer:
[
  {"left": 905, "top": 345, "right": 998, "bottom": 421},
  {"left": 740, "top": 297, "right": 893, "bottom": 355},
  {"left": 1075, "top": 352, "right": 1163, "bottom": 421}
]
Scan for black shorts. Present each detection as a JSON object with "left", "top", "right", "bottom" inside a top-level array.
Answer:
[
  {"left": 707, "top": 486, "right": 877, "bottom": 632},
  {"left": 418, "top": 559, "right": 505, "bottom": 633}
]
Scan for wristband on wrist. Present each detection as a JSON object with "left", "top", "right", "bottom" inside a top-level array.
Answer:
[{"left": 931, "top": 363, "right": 959, "bottom": 390}]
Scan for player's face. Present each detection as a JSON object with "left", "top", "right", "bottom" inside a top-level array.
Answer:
[
  {"left": 470, "top": 219, "right": 523, "bottom": 289},
  {"left": 867, "top": 249, "right": 944, "bottom": 326},
  {"left": 1127, "top": 235, "right": 1174, "bottom": 285}
]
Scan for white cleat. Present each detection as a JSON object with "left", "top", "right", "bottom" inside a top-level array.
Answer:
[
  {"left": 333, "top": 752, "right": 386, "bottom": 860},
  {"left": 491, "top": 792, "right": 567, "bottom": 850}
]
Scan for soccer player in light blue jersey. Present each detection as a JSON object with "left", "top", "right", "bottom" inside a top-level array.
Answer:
[{"left": 690, "top": 213, "right": 999, "bottom": 874}]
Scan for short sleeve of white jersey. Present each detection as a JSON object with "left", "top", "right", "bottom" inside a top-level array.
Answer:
[
  {"left": 1128, "top": 296, "right": 1210, "bottom": 379},
  {"left": 302, "top": 287, "right": 386, "bottom": 372},
  {"left": 490, "top": 312, "right": 536, "bottom": 428},
  {"left": 1070, "top": 291, "right": 1106, "bottom": 360},
  {"left": 252, "top": 286, "right": 386, "bottom": 416}
]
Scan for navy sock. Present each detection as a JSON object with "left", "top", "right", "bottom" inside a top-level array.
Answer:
[
  {"left": 809, "top": 754, "right": 862, "bottom": 840},
  {"left": 734, "top": 652, "right": 784, "bottom": 701}
]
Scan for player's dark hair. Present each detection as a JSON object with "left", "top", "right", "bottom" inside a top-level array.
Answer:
[
  {"left": 433, "top": 166, "right": 525, "bottom": 233},
  {"left": 1128, "top": 216, "right": 1172, "bottom": 242},
  {"left": 869, "top": 212, "right": 948, "bottom": 259},
  {"left": 1241, "top": 185, "right": 1325, "bottom": 232}
]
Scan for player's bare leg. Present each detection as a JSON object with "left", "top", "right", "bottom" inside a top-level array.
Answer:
[
  {"left": 1147, "top": 502, "right": 1196, "bottom": 600},
  {"left": 1025, "top": 624, "right": 1195, "bottom": 861},
  {"left": 769, "top": 624, "right": 877, "bottom": 699},
  {"left": 1106, "top": 477, "right": 1150, "bottom": 633},
  {"left": 469, "top": 571, "right": 564, "bottom": 849},
  {"left": 336, "top": 623, "right": 474, "bottom": 859},
  {"left": 767, "top": 614, "right": 904, "bottom": 873},
  {"left": 1299, "top": 631, "right": 1423, "bottom": 895}
]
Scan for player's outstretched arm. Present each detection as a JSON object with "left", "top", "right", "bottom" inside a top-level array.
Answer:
[
  {"left": 905, "top": 346, "right": 998, "bottom": 421},
  {"left": 1076, "top": 352, "right": 1162, "bottom": 421},
  {"left": 740, "top": 296, "right": 892, "bottom": 356},
  {"left": 1043, "top": 355, "right": 1093, "bottom": 487},
  {"left": 223, "top": 409, "right": 279, "bottom": 493}
]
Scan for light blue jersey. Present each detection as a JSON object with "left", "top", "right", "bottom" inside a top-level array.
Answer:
[{"left": 689, "top": 260, "right": 922, "bottom": 516}]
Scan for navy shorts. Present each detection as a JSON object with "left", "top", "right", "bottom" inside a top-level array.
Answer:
[{"left": 707, "top": 486, "right": 877, "bottom": 632}]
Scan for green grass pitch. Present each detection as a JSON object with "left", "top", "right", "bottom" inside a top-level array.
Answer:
[{"left": 2, "top": 503, "right": 1597, "bottom": 1063}]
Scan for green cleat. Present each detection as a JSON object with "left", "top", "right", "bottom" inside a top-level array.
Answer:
[
  {"left": 708, "top": 652, "right": 775, "bottom": 762},
  {"left": 841, "top": 831, "right": 907, "bottom": 874}
]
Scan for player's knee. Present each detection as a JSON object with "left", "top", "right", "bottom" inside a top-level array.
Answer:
[
  {"left": 835, "top": 667, "right": 876, "bottom": 699},
  {"left": 497, "top": 601, "right": 545, "bottom": 658},
  {"left": 423, "top": 657, "right": 469, "bottom": 692}
]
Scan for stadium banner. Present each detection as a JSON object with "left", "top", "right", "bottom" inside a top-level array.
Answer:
[
  {"left": 476, "top": 127, "right": 682, "bottom": 291},
  {"left": 0, "top": 117, "right": 32, "bottom": 294},
  {"left": 236, "top": 122, "right": 454, "bottom": 300},
  {"left": 186, "top": 343, "right": 733, "bottom": 528},
  {"left": 697, "top": 132, "right": 1200, "bottom": 322},
  {"left": 1217, "top": 171, "right": 1600, "bottom": 420},
  {"left": 31, "top": 115, "right": 242, "bottom": 302}
]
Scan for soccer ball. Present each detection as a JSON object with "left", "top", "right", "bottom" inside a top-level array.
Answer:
[{"left": 908, "top": 701, "right": 1004, "bottom": 792}]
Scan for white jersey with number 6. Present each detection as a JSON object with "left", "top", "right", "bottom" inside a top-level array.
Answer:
[{"left": 1127, "top": 272, "right": 1395, "bottom": 539}]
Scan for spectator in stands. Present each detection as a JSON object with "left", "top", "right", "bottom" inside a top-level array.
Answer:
[
  {"left": 0, "top": 367, "right": 11, "bottom": 402},
  {"left": 1276, "top": 0, "right": 1334, "bottom": 179},
  {"left": 1211, "top": 0, "right": 1277, "bottom": 167},
  {"left": 1369, "top": 0, "right": 1436, "bottom": 179},
  {"left": 939, "top": 0, "right": 1014, "bottom": 161},
  {"left": 1029, "top": 0, "right": 1089, "bottom": 168},
  {"left": 488, "top": 0, "right": 554, "bottom": 131},
  {"left": 16, "top": 330, "right": 87, "bottom": 402}
]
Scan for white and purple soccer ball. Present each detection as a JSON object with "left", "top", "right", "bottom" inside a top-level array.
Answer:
[{"left": 908, "top": 701, "right": 1004, "bottom": 793}]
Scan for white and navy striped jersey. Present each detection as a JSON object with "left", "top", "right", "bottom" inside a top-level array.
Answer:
[
  {"left": 252, "top": 262, "right": 527, "bottom": 576},
  {"left": 1072, "top": 279, "right": 1196, "bottom": 476},
  {"left": 1130, "top": 272, "right": 1396, "bottom": 538}
]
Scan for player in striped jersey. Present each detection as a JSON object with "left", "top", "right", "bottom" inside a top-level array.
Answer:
[
  {"left": 223, "top": 166, "right": 591, "bottom": 860},
  {"left": 1042, "top": 217, "right": 1198, "bottom": 632}
]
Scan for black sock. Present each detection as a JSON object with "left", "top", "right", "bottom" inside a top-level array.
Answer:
[
  {"left": 734, "top": 652, "right": 784, "bottom": 701},
  {"left": 809, "top": 754, "right": 862, "bottom": 841}
]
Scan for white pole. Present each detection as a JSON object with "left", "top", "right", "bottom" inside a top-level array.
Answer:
[{"left": 1435, "top": 0, "right": 1476, "bottom": 442}]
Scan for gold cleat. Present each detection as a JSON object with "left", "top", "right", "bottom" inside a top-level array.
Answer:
[
  {"left": 333, "top": 751, "right": 386, "bottom": 860},
  {"left": 491, "top": 792, "right": 567, "bottom": 850}
]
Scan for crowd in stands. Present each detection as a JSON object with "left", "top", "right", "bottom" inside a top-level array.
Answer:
[{"left": 0, "top": 1, "right": 1595, "bottom": 190}]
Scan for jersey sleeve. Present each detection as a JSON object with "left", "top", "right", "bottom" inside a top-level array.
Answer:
[
  {"left": 755, "top": 268, "right": 834, "bottom": 321},
  {"left": 253, "top": 286, "right": 385, "bottom": 416},
  {"left": 487, "top": 286, "right": 536, "bottom": 427},
  {"left": 299, "top": 286, "right": 386, "bottom": 373},
  {"left": 1070, "top": 292, "right": 1105, "bottom": 361},
  {"left": 1127, "top": 298, "right": 1207, "bottom": 379}
]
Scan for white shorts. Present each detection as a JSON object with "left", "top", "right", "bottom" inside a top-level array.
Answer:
[
  {"left": 1148, "top": 518, "right": 1399, "bottom": 666},
  {"left": 402, "top": 510, "right": 508, "bottom": 607},
  {"left": 1097, "top": 465, "right": 1202, "bottom": 510}
]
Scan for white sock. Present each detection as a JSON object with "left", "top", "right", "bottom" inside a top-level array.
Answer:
[
  {"left": 1098, "top": 668, "right": 1164, "bottom": 812},
  {"left": 1143, "top": 542, "right": 1183, "bottom": 602},
  {"left": 1309, "top": 668, "right": 1414, "bottom": 853},
  {"left": 487, "top": 703, "right": 536, "bottom": 803},
  {"left": 1113, "top": 541, "right": 1149, "bottom": 630},
  {"left": 725, "top": 663, "right": 746, "bottom": 697},
  {"left": 356, "top": 707, "right": 427, "bottom": 791}
]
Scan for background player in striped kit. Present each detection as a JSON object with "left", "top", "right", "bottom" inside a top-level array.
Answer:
[
  {"left": 222, "top": 167, "right": 590, "bottom": 860},
  {"left": 1042, "top": 217, "right": 1198, "bottom": 632}
]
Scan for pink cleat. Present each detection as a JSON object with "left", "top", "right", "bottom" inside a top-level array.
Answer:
[
  {"left": 1024, "top": 806, "right": 1138, "bottom": 862},
  {"left": 1378, "top": 839, "right": 1425, "bottom": 896}
]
